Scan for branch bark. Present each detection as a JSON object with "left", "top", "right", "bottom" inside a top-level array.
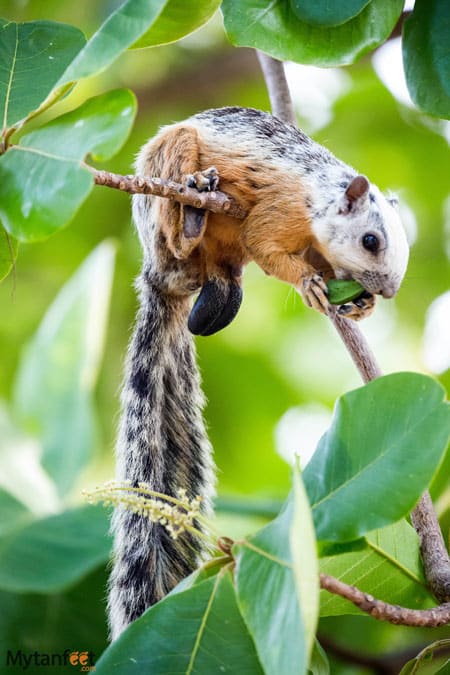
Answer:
[
  {"left": 320, "top": 574, "right": 450, "bottom": 627},
  {"left": 88, "top": 165, "right": 248, "bottom": 220},
  {"left": 256, "top": 53, "right": 296, "bottom": 125},
  {"left": 257, "top": 53, "right": 450, "bottom": 617}
]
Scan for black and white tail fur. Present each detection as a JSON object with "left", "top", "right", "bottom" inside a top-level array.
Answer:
[{"left": 108, "top": 185, "right": 215, "bottom": 640}]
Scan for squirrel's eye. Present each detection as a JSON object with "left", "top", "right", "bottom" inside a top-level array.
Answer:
[{"left": 362, "top": 233, "right": 379, "bottom": 253}]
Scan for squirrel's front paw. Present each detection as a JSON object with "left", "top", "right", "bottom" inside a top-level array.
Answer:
[
  {"left": 337, "top": 291, "right": 376, "bottom": 321},
  {"left": 185, "top": 166, "right": 219, "bottom": 192},
  {"left": 298, "top": 273, "right": 330, "bottom": 315}
]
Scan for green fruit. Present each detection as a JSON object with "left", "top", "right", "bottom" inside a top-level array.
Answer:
[{"left": 327, "top": 279, "right": 365, "bottom": 305}]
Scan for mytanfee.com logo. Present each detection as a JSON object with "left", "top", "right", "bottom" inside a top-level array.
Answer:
[{"left": 5, "top": 649, "right": 96, "bottom": 671}]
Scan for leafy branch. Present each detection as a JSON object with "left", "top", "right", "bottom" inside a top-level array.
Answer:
[{"left": 256, "top": 51, "right": 450, "bottom": 625}]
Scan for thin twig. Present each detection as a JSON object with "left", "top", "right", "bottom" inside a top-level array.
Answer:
[
  {"left": 327, "top": 308, "right": 382, "bottom": 383},
  {"left": 86, "top": 164, "right": 248, "bottom": 220},
  {"left": 320, "top": 573, "right": 450, "bottom": 627},
  {"left": 256, "top": 52, "right": 296, "bottom": 125}
]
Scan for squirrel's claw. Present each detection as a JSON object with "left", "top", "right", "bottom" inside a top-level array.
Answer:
[
  {"left": 337, "top": 291, "right": 376, "bottom": 321},
  {"left": 298, "top": 273, "right": 330, "bottom": 315},
  {"left": 188, "top": 278, "right": 243, "bottom": 336},
  {"left": 176, "top": 168, "right": 221, "bottom": 259},
  {"left": 185, "top": 166, "right": 219, "bottom": 192}
]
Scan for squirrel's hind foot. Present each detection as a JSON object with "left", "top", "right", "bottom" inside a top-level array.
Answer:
[
  {"left": 173, "top": 168, "right": 221, "bottom": 259},
  {"left": 337, "top": 291, "right": 376, "bottom": 321},
  {"left": 185, "top": 166, "right": 219, "bottom": 192}
]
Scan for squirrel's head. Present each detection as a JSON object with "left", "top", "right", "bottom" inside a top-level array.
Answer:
[{"left": 312, "top": 175, "right": 409, "bottom": 298}]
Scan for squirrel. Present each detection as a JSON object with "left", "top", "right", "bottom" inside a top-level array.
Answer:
[{"left": 108, "top": 106, "right": 409, "bottom": 639}]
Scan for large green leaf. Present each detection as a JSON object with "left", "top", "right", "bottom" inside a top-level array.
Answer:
[
  {"left": 289, "top": 0, "right": 371, "bottom": 27},
  {"left": 95, "top": 568, "right": 263, "bottom": 674},
  {"left": 0, "top": 565, "right": 108, "bottom": 662},
  {"left": 0, "top": 89, "right": 135, "bottom": 241},
  {"left": 0, "top": 489, "right": 31, "bottom": 538},
  {"left": 0, "top": 505, "right": 111, "bottom": 593},
  {"left": 0, "top": 403, "right": 60, "bottom": 516},
  {"left": 0, "top": 227, "right": 17, "bottom": 282},
  {"left": 303, "top": 373, "right": 450, "bottom": 542},
  {"left": 403, "top": 0, "right": 450, "bottom": 119},
  {"left": 132, "top": 0, "right": 221, "bottom": 48},
  {"left": 234, "top": 499, "right": 308, "bottom": 675},
  {"left": 13, "top": 242, "right": 115, "bottom": 495},
  {"left": 0, "top": 19, "right": 85, "bottom": 130},
  {"left": 290, "top": 466, "right": 319, "bottom": 664},
  {"left": 319, "top": 520, "right": 434, "bottom": 616},
  {"left": 221, "top": 0, "right": 404, "bottom": 67},
  {"left": 58, "top": 0, "right": 200, "bottom": 86}
]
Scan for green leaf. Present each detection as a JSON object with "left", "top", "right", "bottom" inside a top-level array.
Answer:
[
  {"left": 403, "top": 0, "right": 450, "bottom": 119},
  {"left": 398, "top": 640, "right": 450, "bottom": 675},
  {"left": 0, "top": 19, "right": 86, "bottom": 130},
  {"left": 0, "top": 565, "right": 108, "bottom": 655},
  {"left": 289, "top": 0, "right": 371, "bottom": 27},
  {"left": 326, "top": 279, "right": 365, "bottom": 305},
  {"left": 221, "top": 0, "right": 404, "bottom": 67},
  {"left": 309, "top": 639, "right": 330, "bottom": 675},
  {"left": 132, "top": 0, "right": 221, "bottom": 48},
  {"left": 303, "top": 373, "right": 450, "bottom": 541},
  {"left": 0, "top": 505, "right": 111, "bottom": 593},
  {"left": 234, "top": 500, "right": 308, "bottom": 675},
  {"left": 0, "top": 89, "right": 136, "bottom": 241},
  {"left": 0, "top": 403, "right": 61, "bottom": 516},
  {"left": 0, "top": 489, "right": 32, "bottom": 538},
  {"left": 0, "top": 226, "right": 18, "bottom": 282},
  {"left": 57, "top": 0, "right": 166, "bottom": 85},
  {"left": 95, "top": 568, "right": 263, "bottom": 674},
  {"left": 290, "top": 465, "right": 319, "bottom": 663},
  {"left": 13, "top": 242, "right": 115, "bottom": 495},
  {"left": 319, "top": 520, "right": 434, "bottom": 616}
]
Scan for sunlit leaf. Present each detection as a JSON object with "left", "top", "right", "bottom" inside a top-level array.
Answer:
[
  {"left": 58, "top": 0, "right": 166, "bottom": 85},
  {"left": 304, "top": 373, "right": 450, "bottom": 541},
  {"left": 13, "top": 242, "right": 115, "bottom": 495},
  {"left": 221, "top": 0, "right": 404, "bottom": 67},
  {"left": 403, "top": 0, "right": 450, "bottom": 119},
  {"left": 95, "top": 568, "right": 263, "bottom": 674},
  {"left": 0, "top": 488, "right": 31, "bottom": 538},
  {"left": 0, "top": 403, "right": 61, "bottom": 516},
  {"left": 309, "top": 638, "right": 330, "bottom": 675},
  {"left": 290, "top": 464, "right": 319, "bottom": 663},
  {"left": 0, "top": 89, "right": 135, "bottom": 241},
  {"left": 0, "top": 19, "right": 85, "bottom": 129},
  {"left": 0, "top": 505, "right": 111, "bottom": 593},
  {"left": 319, "top": 520, "right": 434, "bottom": 616},
  {"left": 234, "top": 500, "right": 308, "bottom": 675},
  {"left": 0, "top": 226, "right": 18, "bottom": 282},
  {"left": 132, "top": 0, "right": 221, "bottom": 48}
]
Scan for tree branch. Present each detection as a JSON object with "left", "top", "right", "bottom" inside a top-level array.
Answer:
[
  {"left": 320, "top": 573, "right": 450, "bottom": 627},
  {"left": 256, "top": 52, "right": 296, "bottom": 125},
  {"left": 411, "top": 491, "right": 450, "bottom": 603},
  {"left": 87, "top": 165, "right": 248, "bottom": 220},
  {"left": 257, "top": 52, "right": 450, "bottom": 618}
]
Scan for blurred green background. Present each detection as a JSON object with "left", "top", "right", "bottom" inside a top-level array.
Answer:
[{"left": 0, "top": 1, "right": 449, "bottom": 672}]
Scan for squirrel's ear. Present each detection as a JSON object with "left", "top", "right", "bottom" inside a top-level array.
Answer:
[{"left": 341, "top": 175, "right": 370, "bottom": 214}]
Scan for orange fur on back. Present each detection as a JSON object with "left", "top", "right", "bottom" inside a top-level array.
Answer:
[{"left": 138, "top": 123, "right": 325, "bottom": 289}]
